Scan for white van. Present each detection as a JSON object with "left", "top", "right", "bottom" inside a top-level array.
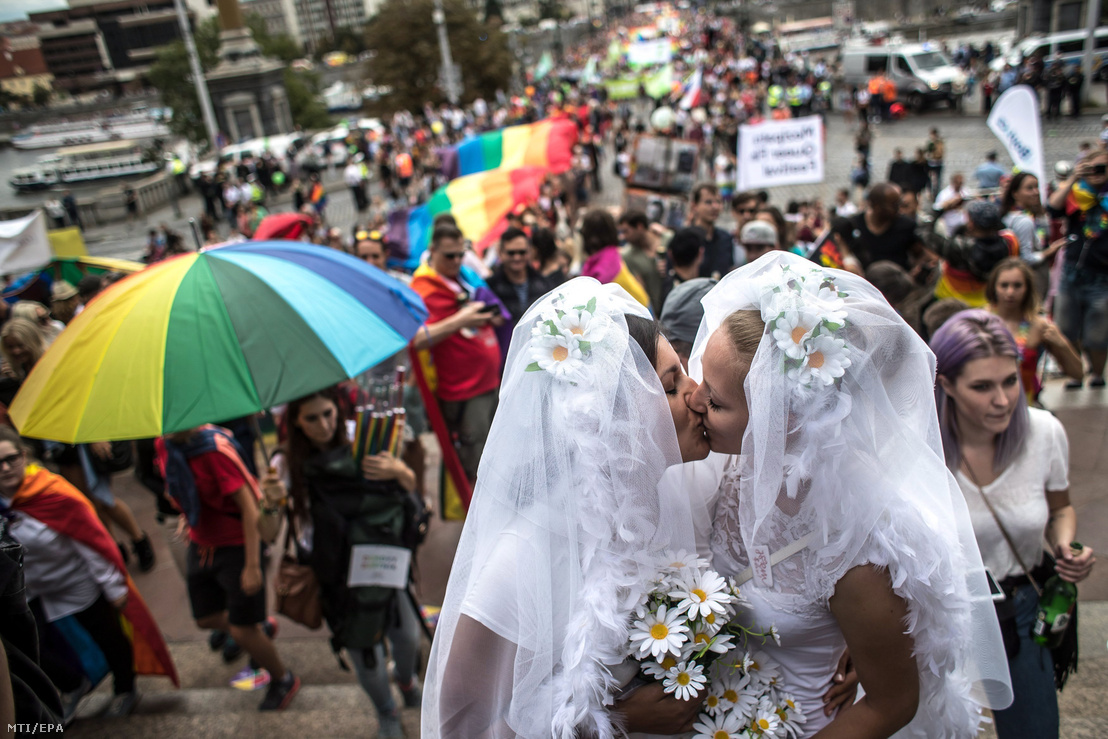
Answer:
[
  {"left": 841, "top": 44, "right": 968, "bottom": 111},
  {"left": 991, "top": 28, "right": 1108, "bottom": 79}
]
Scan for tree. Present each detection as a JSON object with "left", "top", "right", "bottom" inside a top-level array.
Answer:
[
  {"left": 244, "top": 13, "right": 303, "bottom": 63},
  {"left": 31, "top": 85, "right": 51, "bottom": 107},
  {"left": 364, "top": 0, "right": 512, "bottom": 112},
  {"left": 147, "top": 16, "right": 221, "bottom": 144}
]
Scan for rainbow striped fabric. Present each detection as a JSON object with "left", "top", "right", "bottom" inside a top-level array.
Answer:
[
  {"left": 388, "top": 166, "right": 549, "bottom": 269},
  {"left": 437, "top": 118, "right": 578, "bottom": 181}
]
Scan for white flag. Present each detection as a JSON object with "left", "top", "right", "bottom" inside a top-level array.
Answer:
[
  {"left": 987, "top": 85, "right": 1045, "bottom": 204},
  {"left": 736, "top": 116, "right": 824, "bottom": 191},
  {"left": 0, "top": 210, "right": 51, "bottom": 277}
]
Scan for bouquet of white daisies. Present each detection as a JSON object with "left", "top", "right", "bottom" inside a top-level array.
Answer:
[{"left": 628, "top": 551, "right": 807, "bottom": 739}]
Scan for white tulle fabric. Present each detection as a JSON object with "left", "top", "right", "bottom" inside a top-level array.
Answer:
[
  {"left": 689, "top": 252, "right": 1012, "bottom": 738},
  {"left": 422, "top": 277, "right": 699, "bottom": 739}
]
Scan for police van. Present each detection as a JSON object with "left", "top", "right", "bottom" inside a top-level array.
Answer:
[
  {"left": 841, "top": 44, "right": 967, "bottom": 111},
  {"left": 991, "top": 28, "right": 1108, "bottom": 80}
]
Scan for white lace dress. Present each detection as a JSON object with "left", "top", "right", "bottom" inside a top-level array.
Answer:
[
  {"left": 710, "top": 466, "right": 846, "bottom": 738},
  {"left": 709, "top": 461, "right": 991, "bottom": 739}
]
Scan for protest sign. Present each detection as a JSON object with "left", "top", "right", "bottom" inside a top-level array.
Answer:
[
  {"left": 627, "top": 39, "right": 672, "bottom": 67},
  {"left": 736, "top": 115, "right": 824, "bottom": 191}
]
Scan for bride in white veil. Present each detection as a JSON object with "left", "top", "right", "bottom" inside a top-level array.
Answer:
[
  {"left": 687, "top": 252, "right": 1013, "bottom": 738},
  {"left": 423, "top": 277, "right": 709, "bottom": 738}
]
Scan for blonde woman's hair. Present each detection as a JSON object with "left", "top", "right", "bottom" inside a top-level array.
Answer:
[
  {"left": 10, "top": 301, "right": 60, "bottom": 344},
  {"left": 0, "top": 318, "right": 47, "bottom": 378},
  {"left": 723, "top": 310, "right": 766, "bottom": 360}
]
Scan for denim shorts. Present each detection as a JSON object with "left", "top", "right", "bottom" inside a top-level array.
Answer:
[{"left": 1054, "top": 266, "right": 1108, "bottom": 351}]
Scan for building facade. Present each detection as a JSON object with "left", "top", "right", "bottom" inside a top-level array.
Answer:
[
  {"left": 28, "top": 0, "right": 215, "bottom": 95},
  {"left": 0, "top": 33, "right": 53, "bottom": 103}
]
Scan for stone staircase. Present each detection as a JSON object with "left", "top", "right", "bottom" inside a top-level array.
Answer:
[{"left": 64, "top": 638, "right": 423, "bottom": 738}]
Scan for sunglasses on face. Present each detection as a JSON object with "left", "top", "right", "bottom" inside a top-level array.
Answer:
[
  {"left": 735, "top": 208, "right": 757, "bottom": 215},
  {"left": 439, "top": 252, "right": 465, "bottom": 261},
  {"left": 503, "top": 250, "right": 528, "bottom": 257},
  {"left": 0, "top": 452, "right": 23, "bottom": 469}
]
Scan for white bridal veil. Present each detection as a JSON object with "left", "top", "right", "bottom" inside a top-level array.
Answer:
[
  {"left": 688, "top": 252, "right": 1013, "bottom": 736},
  {"left": 423, "top": 278, "right": 699, "bottom": 738}
]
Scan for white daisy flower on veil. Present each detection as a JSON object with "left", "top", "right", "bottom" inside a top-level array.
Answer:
[
  {"left": 528, "top": 331, "right": 584, "bottom": 379},
  {"left": 555, "top": 306, "right": 608, "bottom": 345}
]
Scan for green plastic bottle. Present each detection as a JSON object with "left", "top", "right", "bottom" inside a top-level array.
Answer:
[{"left": 1031, "top": 543, "right": 1082, "bottom": 649}]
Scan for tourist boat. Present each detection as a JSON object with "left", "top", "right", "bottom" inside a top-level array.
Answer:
[
  {"left": 9, "top": 140, "right": 159, "bottom": 192},
  {"left": 11, "top": 110, "right": 171, "bottom": 150}
]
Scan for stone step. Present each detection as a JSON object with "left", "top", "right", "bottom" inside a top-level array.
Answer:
[
  {"left": 65, "top": 637, "right": 425, "bottom": 737},
  {"left": 67, "top": 684, "right": 421, "bottom": 738}
]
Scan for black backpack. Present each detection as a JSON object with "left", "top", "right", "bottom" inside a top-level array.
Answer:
[{"left": 303, "top": 448, "right": 414, "bottom": 652}]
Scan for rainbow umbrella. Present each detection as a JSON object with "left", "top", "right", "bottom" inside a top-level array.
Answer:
[{"left": 10, "top": 241, "right": 427, "bottom": 443}]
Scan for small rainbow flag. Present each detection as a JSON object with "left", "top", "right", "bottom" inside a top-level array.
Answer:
[
  {"left": 437, "top": 118, "right": 578, "bottom": 181},
  {"left": 388, "top": 166, "right": 549, "bottom": 268}
]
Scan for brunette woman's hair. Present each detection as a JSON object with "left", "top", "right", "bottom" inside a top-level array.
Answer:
[
  {"left": 284, "top": 386, "right": 349, "bottom": 522},
  {"left": 0, "top": 426, "right": 25, "bottom": 452},
  {"left": 580, "top": 209, "right": 620, "bottom": 256},
  {"left": 931, "top": 310, "right": 1029, "bottom": 473},
  {"left": 984, "top": 257, "right": 1039, "bottom": 319},
  {"left": 625, "top": 314, "right": 662, "bottom": 369},
  {"left": 999, "top": 171, "right": 1041, "bottom": 217}
]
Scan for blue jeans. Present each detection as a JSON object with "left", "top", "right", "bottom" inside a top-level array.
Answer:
[
  {"left": 993, "top": 583, "right": 1059, "bottom": 739},
  {"left": 1054, "top": 264, "right": 1108, "bottom": 352},
  {"left": 348, "top": 591, "right": 421, "bottom": 718}
]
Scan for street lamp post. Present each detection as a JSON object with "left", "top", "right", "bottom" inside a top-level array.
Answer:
[
  {"left": 1082, "top": 0, "right": 1101, "bottom": 105},
  {"left": 433, "top": 0, "right": 462, "bottom": 105},
  {"left": 172, "top": 0, "right": 220, "bottom": 151}
]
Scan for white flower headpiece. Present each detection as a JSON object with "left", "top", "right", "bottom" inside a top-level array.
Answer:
[
  {"left": 526, "top": 293, "right": 611, "bottom": 382},
  {"left": 760, "top": 264, "right": 852, "bottom": 392}
]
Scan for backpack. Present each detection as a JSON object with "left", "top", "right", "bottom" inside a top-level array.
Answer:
[
  {"left": 303, "top": 447, "right": 418, "bottom": 652},
  {"left": 966, "top": 233, "right": 1015, "bottom": 281}
]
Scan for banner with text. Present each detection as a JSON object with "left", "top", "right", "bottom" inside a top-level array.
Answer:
[
  {"left": 737, "top": 115, "right": 824, "bottom": 191},
  {"left": 627, "top": 39, "right": 673, "bottom": 67},
  {"left": 987, "top": 85, "right": 1045, "bottom": 204}
]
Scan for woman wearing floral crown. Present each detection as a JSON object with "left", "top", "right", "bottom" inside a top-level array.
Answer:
[
  {"left": 686, "top": 252, "right": 1013, "bottom": 737},
  {"left": 423, "top": 277, "right": 714, "bottom": 737}
]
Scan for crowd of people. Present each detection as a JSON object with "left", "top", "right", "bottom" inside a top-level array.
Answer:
[{"left": 0, "top": 7, "right": 1103, "bottom": 739}]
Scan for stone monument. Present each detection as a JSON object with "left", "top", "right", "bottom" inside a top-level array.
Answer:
[{"left": 205, "top": 0, "right": 293, "bottom": 142}]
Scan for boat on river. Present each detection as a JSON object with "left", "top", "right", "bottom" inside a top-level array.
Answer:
[
  {"left": 9, "top": 140, "right": 159, "bottom": 192},
  {"left": 11, "top": 110, "right": 170, "bottom": 150}
]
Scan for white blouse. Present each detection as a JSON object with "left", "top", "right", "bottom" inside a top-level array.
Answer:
[{"left": 956, "top": 408, "right": 1070, "bottom": 581}]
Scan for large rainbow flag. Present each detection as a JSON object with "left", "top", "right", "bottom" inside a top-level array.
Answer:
[
  {"left": 388, "top": 166, "right": 549, "bottom": 268},
  {"left": 437, "top": 118, "right": 577, "bottom": 181}
]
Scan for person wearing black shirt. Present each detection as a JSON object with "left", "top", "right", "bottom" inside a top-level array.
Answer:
[
  {"left": 688, "top": 184, "right": 733, "bottom": 278},
  {"left": 887, "top": 148, "right": 914, "bottom": 193},
  {"left": 486, "top": 228, "right": 552, "bottom": 329},
  {"left": 834, "top": 183, "right": 936, "bottom": 278}
]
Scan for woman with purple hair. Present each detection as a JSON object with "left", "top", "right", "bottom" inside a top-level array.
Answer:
[{"left": 932, "top": 310, "right": 1096, "bottom": 739}]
